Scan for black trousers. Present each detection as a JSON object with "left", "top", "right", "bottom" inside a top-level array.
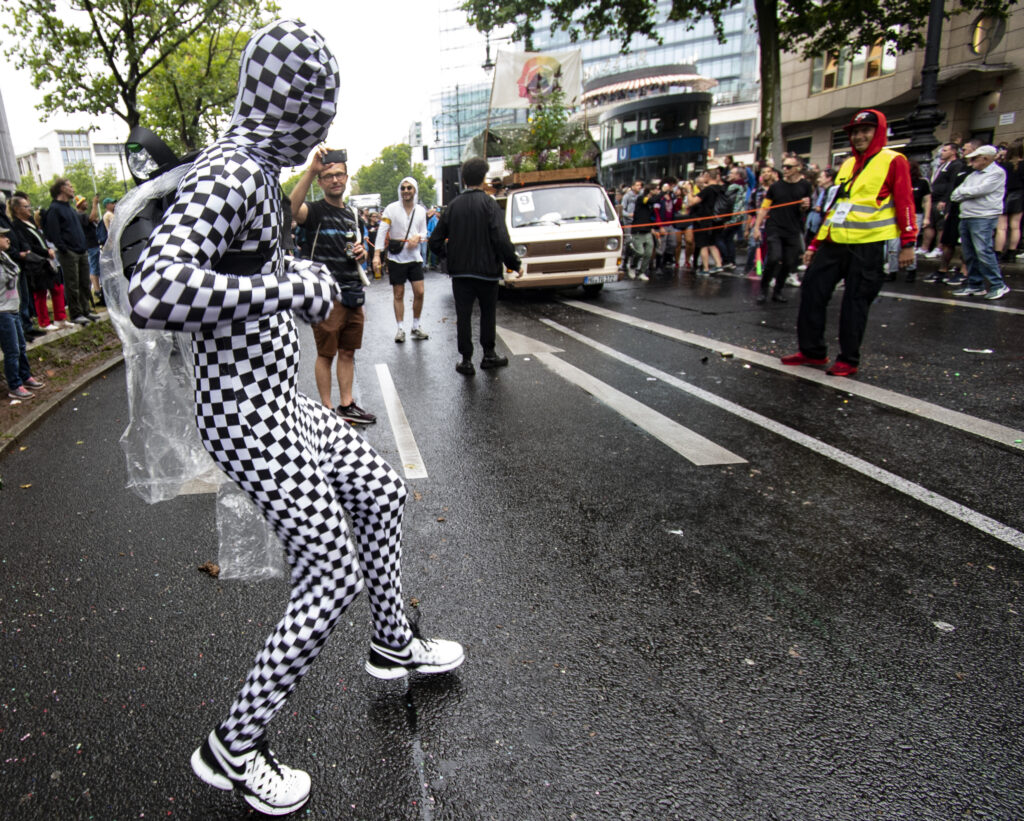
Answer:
[
  {"left": 762, "top": 230, "right": 802, "bottom": 294},
  {"left": 796, "top": 240, "right": 885, "bottom": 367},
  {"left": 452, "top": 276, "right": 499, "bottom": 360}
]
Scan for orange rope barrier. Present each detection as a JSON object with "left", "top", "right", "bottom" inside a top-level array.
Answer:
[{"left": 627, "top": 201, "right": 807, "bottom": 234}]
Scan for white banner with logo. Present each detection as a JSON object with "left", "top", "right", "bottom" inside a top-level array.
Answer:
[{"left": 490, "top": 48, "right": 583, "bottom": 109}]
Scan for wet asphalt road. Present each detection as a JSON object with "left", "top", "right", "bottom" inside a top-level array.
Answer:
[{"left": 1, "top": 265, "right": 1023, "bottom": 820}]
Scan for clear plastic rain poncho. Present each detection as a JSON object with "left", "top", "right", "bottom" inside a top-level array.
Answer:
[{"left": 99, "top": 170, "right": 285, "bottom": 580}]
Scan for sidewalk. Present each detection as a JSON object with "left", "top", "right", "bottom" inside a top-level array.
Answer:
[{"left": 0, "top": 307, "right": 124, "bottom": 457}]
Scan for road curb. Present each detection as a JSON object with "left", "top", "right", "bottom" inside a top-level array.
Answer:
[{"left": 0, "top": 353, "right": 125, "bottom": 460}]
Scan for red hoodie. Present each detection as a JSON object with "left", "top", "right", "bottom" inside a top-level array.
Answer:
[{"left": 815, "top": 109, "right": 917, "bottom": 249}]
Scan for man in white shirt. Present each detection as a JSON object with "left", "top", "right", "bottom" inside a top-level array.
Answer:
[
  {"left": 373, "top": 177, "right": 429, "bottom": 342},
  {"left": 949, "top": 145, "right": 1009, "bottom": 300}
]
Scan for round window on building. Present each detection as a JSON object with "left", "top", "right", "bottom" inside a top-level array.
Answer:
[{"left": 970, "top": 15, "right": 1005, "bottom": 56}]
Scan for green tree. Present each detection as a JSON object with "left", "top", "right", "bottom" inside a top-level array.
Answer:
[
  {"left": 353, "top": 145, "right": 437, "bottom": 206},
  {"left": 138, "top": 27, "right": 253, "bottom": 154},
  {"left": 462, "top": 0, "right": 1017, "bottom": 164},
  {"left": 17, "top": 163, "right": 133, "bottom": 210},
  {"left": 281, "top": 171, "right": 322, "bottom": 201},
  {"left": 1, "top": 0, "right": 277, "bottom": 131}
]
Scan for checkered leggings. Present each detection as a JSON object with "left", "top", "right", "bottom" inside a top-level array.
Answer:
[{"left": 193, "top": 313, "right": 411, "bottom": 753}]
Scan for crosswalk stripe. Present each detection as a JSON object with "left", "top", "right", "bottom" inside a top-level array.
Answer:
[
  {"left": 563, "top": 299, "right": 1024, "bottom": 452},
  {"left": 542, "top": 318, "right": 1024, "bottom": 552}
]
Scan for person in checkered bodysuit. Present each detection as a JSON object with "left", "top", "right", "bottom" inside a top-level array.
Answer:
[{"left": 128, "top": 20, "right": 463, "bottom": 815}]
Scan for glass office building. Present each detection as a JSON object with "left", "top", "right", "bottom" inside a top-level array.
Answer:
[{"left": 530, "top": 0, "right": 760, "bottom": 162}]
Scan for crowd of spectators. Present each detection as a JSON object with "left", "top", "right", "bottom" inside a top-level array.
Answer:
[
  {"left": 1, "top": 180, "right": 114, "bottom": 400},
  {"left": 611, "top": 138, "right": 1023, "bottom": 293}
]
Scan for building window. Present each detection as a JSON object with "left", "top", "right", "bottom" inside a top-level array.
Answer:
[
  {"left": 970, "top": 15, "right": 1005, "bottom": 56},
  {"left": 709, "top": 119, "right": 753, "bottom": 157},
  {"left": 93, "top": 143, "right": 121, "bottom": 155},
  {"left": 810, "top": 42, "right": 895, "bottom": 94},
  {"left": 61, "top": 148, "right": 92, "bottom": 165}
]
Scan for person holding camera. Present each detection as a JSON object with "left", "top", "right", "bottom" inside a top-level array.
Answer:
[
  {"left": 374, "top": 177, "right": 429, "bottom": 343},
  {"left": 291, "top": 146, "right": 377, "bottom": 425}
]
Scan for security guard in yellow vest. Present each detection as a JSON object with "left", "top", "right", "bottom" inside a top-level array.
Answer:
[{"left": 780, "top": 109, "right": 917, "bottom": 377}]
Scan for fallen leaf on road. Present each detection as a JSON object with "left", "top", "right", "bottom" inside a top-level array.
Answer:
[
  {"left": 198, "top": 561, "right": 220, "bottom": 578},
  {"left": 20, "top": 483, "right": 31, "bottom": 489}
]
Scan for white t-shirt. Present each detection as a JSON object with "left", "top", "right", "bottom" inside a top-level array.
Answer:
[{"left": 376, "top": 201, "right": 427, "bottom": 264}]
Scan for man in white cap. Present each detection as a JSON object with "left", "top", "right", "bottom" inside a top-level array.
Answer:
[
  {"left": 374, "top": 177, "right": 429, "bottom": 342},
  {"left": 949, "top": 145, "right": 1009, "bottom": 300}
]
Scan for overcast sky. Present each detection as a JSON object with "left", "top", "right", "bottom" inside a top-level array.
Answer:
[{"left": 0, "top": 0, "right": 499, "bottom": 178}]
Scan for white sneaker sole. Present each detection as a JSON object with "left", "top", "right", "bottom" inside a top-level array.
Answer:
[
  {"left": 191, "top": 745, "right": 232, "bottom": 791},
  {"left": 190, "top": 743, "right": 310, "bottom": 816}
]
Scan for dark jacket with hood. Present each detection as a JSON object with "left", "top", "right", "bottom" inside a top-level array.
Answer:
[{"left": 428, "top": 189, "right": 520, "bottom": 279}]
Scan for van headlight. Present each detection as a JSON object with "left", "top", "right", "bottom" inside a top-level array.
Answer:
[
  {"left": 514, "top": 244, "right": 528, "bottom": 257},
  {"left": 605, "top": 237, "right": 620, "bottom": 251}
]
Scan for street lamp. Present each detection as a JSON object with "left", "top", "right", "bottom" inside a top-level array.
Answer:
[
  {"left": 901, "top": 0, "right": 946, "bottom": 167},
  {"left": 481, "top": 31, "right": 513, "bottom": 74}
]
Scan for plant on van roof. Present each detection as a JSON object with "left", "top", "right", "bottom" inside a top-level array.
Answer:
[{"left": 505, "top": 91, "right": 598, "bottom": 173}]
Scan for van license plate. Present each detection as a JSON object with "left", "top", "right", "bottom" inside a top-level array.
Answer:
[{"left": 583, "top": 275, "right": 618, "bottom": 284}]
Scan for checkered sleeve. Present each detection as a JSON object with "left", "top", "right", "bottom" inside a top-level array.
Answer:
[{"left": 128, "top": 150, "right": 336, "bottom": 332}]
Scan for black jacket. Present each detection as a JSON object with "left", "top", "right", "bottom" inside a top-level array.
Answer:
[
  {"left": 11, "top": 218, "right": 60, "bottom": 291},
  {"left": 44, "top": 199, "right": 88, "bottom": 253},
  {"left": 931, "top": 159, "right": 963, "bottom": 203},
  {"left": 428, "top": 189, "right": 519, "bottom": 279}
]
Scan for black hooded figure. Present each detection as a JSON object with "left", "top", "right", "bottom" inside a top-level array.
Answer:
[{"left": 128, "top": 20, "right": 463, "bottom": 815}]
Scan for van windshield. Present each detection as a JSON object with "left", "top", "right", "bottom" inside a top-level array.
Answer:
[{"left": 509, "top": 186, "right": 616, "bottom": 228}]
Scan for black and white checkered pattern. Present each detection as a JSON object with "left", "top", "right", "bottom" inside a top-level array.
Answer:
[{"left": 126, "top": 20, "right": 412, "bottom": 756}]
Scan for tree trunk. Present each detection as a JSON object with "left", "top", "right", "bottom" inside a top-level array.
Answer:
[{"left": 754, "top": 0, "right": 783, "bottom": 167}]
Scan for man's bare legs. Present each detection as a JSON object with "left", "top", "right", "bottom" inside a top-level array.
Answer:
[{"left": 315, "top": 351, "right": 355, "bottom": 408}]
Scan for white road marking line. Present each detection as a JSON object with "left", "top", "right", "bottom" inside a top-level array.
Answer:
[
  {"left": 375, "top": 363, "right": 427, "bottom": 479},
  {"left": 563, "top": 299, "right": 1024, "bottom": 452},
  {"left": 542, "top": 318, "right": 1024, "bottom": 552},
  {"left": 542, "top": 352, "right": 746, "bottom": 466},
  {"left": 877, "top": 290, "right": 1024, "bottom": 315},
  {"left": 496, "top": 326, "right": 745, "bottom": 465}
]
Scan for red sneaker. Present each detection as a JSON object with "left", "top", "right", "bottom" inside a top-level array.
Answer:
[
  {"left": 827, "top": 361, "right": 858, "bottom": 377},
  {"left": 780, "top": 352, "right": 829, "bottom": 366}
]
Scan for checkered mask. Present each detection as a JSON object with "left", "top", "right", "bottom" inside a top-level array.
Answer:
[{"left": 226, "top": 19, "right": 339, "bottom": 168}]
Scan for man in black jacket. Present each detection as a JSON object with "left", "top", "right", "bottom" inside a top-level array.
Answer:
[
  {"left": 44, "top": 178, "right": 99, "bottom": 325},
  {"left": 428, "top": 157, "right": 521, "bottom": 376}
]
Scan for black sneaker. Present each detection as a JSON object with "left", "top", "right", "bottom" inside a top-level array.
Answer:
[
  {"left": 480, "top": 354, "right": 509, "bottom": 369},
  {"left": 191, "top": 728, "right": 311, "bottom": 815},
  {"left": 922, "top": 272, "right": 944, "bottom": 284},
  {"left": 337, "top": 402, "right": 376, "bottom": 425},
  {"left": 456, "top": 359, "right": 475, "bottom": 376}
]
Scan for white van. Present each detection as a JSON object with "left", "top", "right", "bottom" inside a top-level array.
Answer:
[{"left": 501, "top": 182, "right": 623, "bottom": 297}]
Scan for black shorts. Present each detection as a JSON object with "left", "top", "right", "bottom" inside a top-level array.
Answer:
[
  {"left": 1005, "top": 190, "right": 1023, "bottom": 216},
  {"left": 695, "top": 226, "right": 721, "bottom": 249},
  {"left": 388, "top": 260, "right": 424, "bottom": 286},
  {"left": 940, "top": 210, "right": 960, "bottom": 247}
]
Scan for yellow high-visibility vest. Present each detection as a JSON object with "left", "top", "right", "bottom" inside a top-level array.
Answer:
[{"left": 818, "top": 148, "right": 900, "bottom": 244}]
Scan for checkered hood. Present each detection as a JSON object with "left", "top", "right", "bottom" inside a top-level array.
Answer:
[{"left": 225, "top": 19, "right": 339, "bottom": 168}]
